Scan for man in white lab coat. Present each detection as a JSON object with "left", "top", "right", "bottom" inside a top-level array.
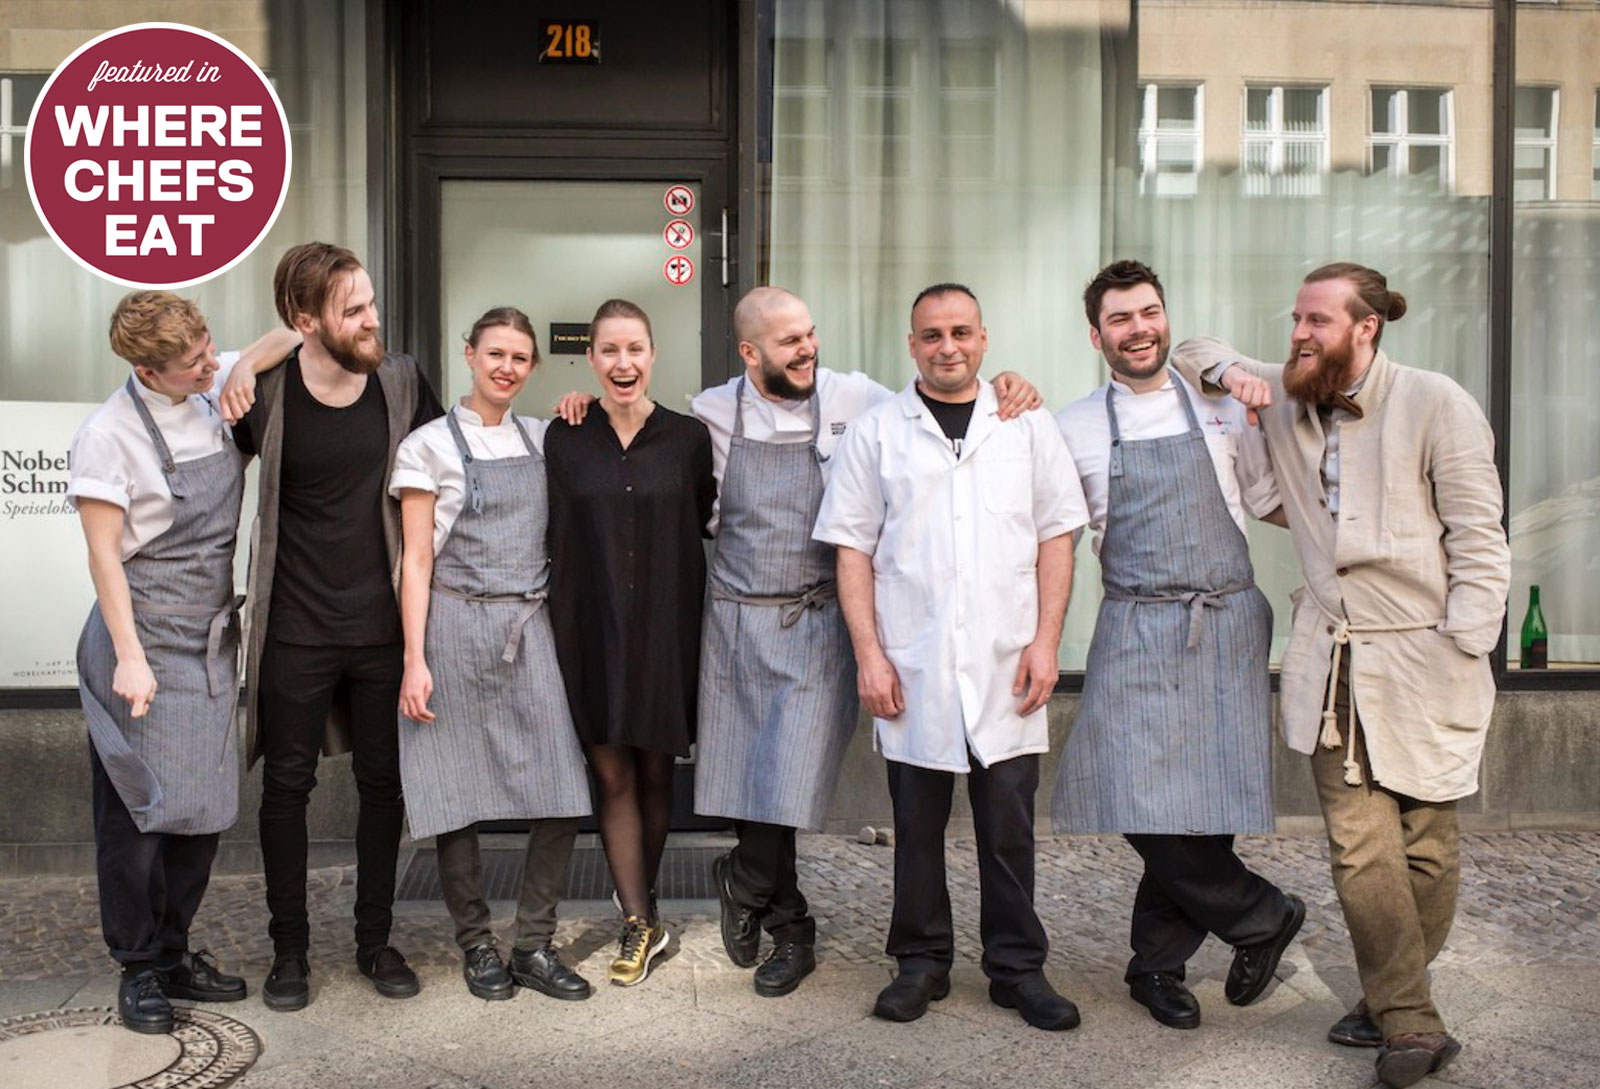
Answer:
[{"left": 814, "top": 283, "right": 1089, "bottom": 1030}]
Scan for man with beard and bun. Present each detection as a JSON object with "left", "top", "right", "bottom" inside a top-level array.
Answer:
[
  {"left": 231, "top": 242, "right": 444, "bottom": 1011},
  {"left": 1171, "top": 262, "right": 1508, "bottom": 1089},
  {"left": 1052, "top": 260, "right": 1305, "bottom": 1033}
]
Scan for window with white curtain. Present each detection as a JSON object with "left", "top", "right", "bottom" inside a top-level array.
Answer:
[
  {"left": 1514, "top": 86, "right": 1558, "bottom": 201},
  {"left": 1139, "top": 84, "right": 1203, "bottom": 198},
  {"left": 1369, "top": 86, "right": 1454, "bottom": 192},
  {"left": 1242, "top": 85, "right": 1328, "bottom": 197},
  {"left": 0, "top": 74, "right": 45, "bottom": 191},
  {"left": 772, "top": 39, "right": 831, "bottom": 180}
]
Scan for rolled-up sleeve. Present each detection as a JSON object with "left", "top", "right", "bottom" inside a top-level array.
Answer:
[
  {"left": 388, "top": 430, "right": 441, "bottom": 498},
  {"left": 67, "top": 426, "right": 132, "bottom": 512},
  {"left": 812, "top": 415, "right": 885, "bottom": 556}
]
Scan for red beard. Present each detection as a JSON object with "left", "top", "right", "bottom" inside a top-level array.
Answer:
[
  {"left": 1283, "top": 332, "right": 1359, "bottom": 405},
  {"left": 321, "top": 327, "right": 384, "bottom": 375}
]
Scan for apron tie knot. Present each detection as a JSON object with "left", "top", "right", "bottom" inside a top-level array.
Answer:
[
  {"left": 1178, "top": 591, "right": 1227, "bottom": 650},
  {"left": 780, "top": 582, "right": 837, "bottom": 628}
]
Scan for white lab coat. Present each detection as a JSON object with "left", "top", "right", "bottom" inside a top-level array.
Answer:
[{"left": 813, "top": 379, "right": 1088, "bottom": 772}]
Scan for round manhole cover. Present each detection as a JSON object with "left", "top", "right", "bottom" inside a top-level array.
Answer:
[{"left": 0, "top": 1006, "right": 260, "bottom": 1089}]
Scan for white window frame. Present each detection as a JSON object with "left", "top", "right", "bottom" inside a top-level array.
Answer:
[
  {"left": 1138, "top": 83, "right": 1204, "bottom": 198},
  {"left": 0, "top": 75, "right": 43, "bottom": 191},
  {"left": 772, "top": 39, "right": 833, "bottom": 181},
  {"left": 1241, "top": 84, "right": 1329, "bottom": 198},
  {"left": 1367, "top": 86, "right": 1455, "bottom": 192},
  {"left": 1514, "top": 85, "right": 1560, "bottom": 202}
]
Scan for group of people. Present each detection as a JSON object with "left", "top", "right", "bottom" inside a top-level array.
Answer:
[{"left": 68, "top": 244, "right": 1508, "bottom": 1089}]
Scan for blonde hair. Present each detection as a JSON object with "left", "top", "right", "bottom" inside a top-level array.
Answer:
[{"left": 108, "top": 291, "right": 207, "bottom": 370}]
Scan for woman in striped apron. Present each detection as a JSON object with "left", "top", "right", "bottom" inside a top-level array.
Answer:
[
  {"left": 71, "top": 292, "right": 266, "bottom": 1034},
  {"left": 394, "top": 307, "right": 592, "bottom": 1001}
]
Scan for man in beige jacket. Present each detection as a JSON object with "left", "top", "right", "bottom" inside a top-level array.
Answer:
[{"left": 1171, "top": 262, "right": 1509, "bottom": 1089}]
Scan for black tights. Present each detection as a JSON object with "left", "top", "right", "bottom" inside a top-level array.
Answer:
[{"left": 587, "top": 745, "right": 676, "bottom": 920}]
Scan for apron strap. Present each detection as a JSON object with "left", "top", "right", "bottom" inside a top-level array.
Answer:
[
  {"left": 444, "top": 410, "right": 484, "bottom": 515},
  {"left": 509, "top": 414, "right": 540, "bottom": 457},
  {"left": 124, "top": 376, "right": 183, "bottom": 491},
  {"left": 734, "top": 374, "right": 827, "bottom": 463},
  {"left": 711, "top": 580, "right": 837, "bottom": 628},
  {"left": 1103, "top": 580, "right": 1255, "bottom": 650},
  {"left": 431, "top": 584, "right": 547, "bottom": 662},
  {"left": 1103, "top": 386, "right": 1124, "bottom": 478}
]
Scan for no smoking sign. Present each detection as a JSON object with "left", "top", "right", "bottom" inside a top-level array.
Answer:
[{"left": 663, "top": 218, "right": 693, "bottom": 250}]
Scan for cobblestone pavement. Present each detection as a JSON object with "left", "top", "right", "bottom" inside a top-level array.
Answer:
[{"left": 4, "top": 830, "right": 1598, "bottom": 983}]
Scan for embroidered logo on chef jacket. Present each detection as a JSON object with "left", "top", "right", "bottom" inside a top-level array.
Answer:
[
  {"left": 830, "top": 421, "right": 847, "bottom": 435},
  {"left": 1207, "top": 414, "right": 1230, "bottom": 435}
]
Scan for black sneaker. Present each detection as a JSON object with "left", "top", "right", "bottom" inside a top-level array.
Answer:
[
  {"left": 508, "top": 945, "right": 593, "bottom": 1001},
  {"left": 713, "top": 853, "right": 761, "bottom": 968},
  {"left": 462, "top": 944, "right": 514, "bottom": 1001},
  {"left": 262, "top": 953, "right": 310, "bottom": 1012},
  {"left": 357, "top": 945, "right": 421, "bottom": 999},
  {"left": 158, "top": 950, "right": 247, "bottom": 1002},
  {"left": 118, "top": 966, "right": 174, "bottom": 1034},
  {"left": 753, "top": 941, "right": 815, "bottom": 998}
]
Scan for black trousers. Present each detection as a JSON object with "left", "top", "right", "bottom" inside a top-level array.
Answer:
[
  {"left": 257, "top": 639, "right": 405, "bottom": 956},
  {"left": 728, "top": 820, "right": 815, "bottom": 945},
  {"left": 91, "top": 745, "right": 219, "bottom": 969},
  {"left": 885, "top": 753, "right": 1047, "bottom": 984},
  {"left": 1123, "top": 833, "right": 1288, "bottom": 981},
  {"left": 435, "top": 818, "right": 580, "bottom": 952}
]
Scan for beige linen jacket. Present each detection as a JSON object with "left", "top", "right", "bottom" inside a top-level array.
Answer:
[{"left": 1171, "top": 338, "right": 1509, "bottom": 802}]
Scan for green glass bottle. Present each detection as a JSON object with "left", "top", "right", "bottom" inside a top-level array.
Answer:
[{"left": 1520, "top": 584, "right": 1548, "bottom": 669}]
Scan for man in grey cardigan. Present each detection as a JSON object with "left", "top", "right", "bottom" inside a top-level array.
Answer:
[
  {"left": 1174, "top": 263, "right": 1508, "bottom": 1089},
  {"left": 232, "top": 243, "right": 443, "bottom": 1011}
]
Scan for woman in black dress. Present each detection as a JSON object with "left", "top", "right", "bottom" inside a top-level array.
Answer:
[{"left": 544, "top": 299, "right": 715, "bottom": 986}]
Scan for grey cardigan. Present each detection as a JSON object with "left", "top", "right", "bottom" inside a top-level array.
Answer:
[{"left": 241, "top": 353, "right": 425, "bottom": 768}]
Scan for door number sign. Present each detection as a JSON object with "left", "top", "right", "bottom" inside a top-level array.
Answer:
[
  {"left": 663, "top": 254, "right": 694, "bottom": 285},
  {"left": 663, "top": 219, "right": 693, "bottom": 249}
]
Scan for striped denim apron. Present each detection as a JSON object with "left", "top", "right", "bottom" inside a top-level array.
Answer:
[
  {"left": 1053, "top": 380, "right": 1274, "bottom": 835},
  {"left": 398, "top": 410, "right": 591, "bottom": 840},
  {"left": 694, "top": 378, "right": 858, "bottom": 831},
  {"left": 77, "top": 377, "right": 244, "bottom": 835}
]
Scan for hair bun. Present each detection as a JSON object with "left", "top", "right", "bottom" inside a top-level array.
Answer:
[{"left": 1385, "top": 292, "right": 1407, "bottom": 321}]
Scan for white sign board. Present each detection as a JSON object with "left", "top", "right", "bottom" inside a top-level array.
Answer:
[{"left": 0, "top": 402, "right": 98, "bottom": 686}]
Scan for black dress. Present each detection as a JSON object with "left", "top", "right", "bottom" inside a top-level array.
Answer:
[{"left": 545, "top": 403, "right": 716, "bottom": 756}]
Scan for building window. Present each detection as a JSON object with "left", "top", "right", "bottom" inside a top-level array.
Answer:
[
  {"left": 1242, "top": 85, "right": 1328, "bottom": 197},
  {"left": 1368, "top": 86, "right": 1454, "bottom": 192},
  {"left": 1514, "top": 86, "right": 1558, "bottom": 201},
  {"left": 1139, "top": 83, "right": 1203, "bottom": 197},
  {"left": 853, "top": 40, "right": 916, "bottom": 180},
  {"left": 772, "top": 39, "right": 831, "bottom": 180},
  {"left": 938, "top": 39, "right": 999, "bottom": 182},
  {"left": 1592, "top": 88, "right": 1599, "bottom": 199},
  {"left": 0, "top": 74, "right": 46, "bottom": 190}
]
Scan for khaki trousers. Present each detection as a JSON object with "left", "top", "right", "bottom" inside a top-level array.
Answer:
[{"left": 1311, "top": 650, "right": 1458, "bottom": 1038}]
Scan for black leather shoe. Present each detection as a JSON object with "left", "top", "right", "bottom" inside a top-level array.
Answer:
[
  {"left": 713, "top": 853, "right": 761, "bottom": 968},
  {"left": 1328, "top": 999, "right": 1383, "bottom": 1048},
  {"left": 1129, "top": 971, "right": 1201, "bottom": 1030},
  {"left": 119, "top": 967, "right": 174, "bottom": 1034},
  {"left": 462, "top": 944, "right": 514, "bottom": 1001},
  {"left": 1226, "top": 894, "right": 1306, "bottom": 1006},
  {"left": 873, "top": 971, "right": 951, "bottom": 1022},
  {"left": 158, "top": 950, "right": 247, "bottom": 1002},
  {"left": 262, "top": 953, "right": 310, "bottom": 1012},
  {"left": 753, "top": 941, "right": 815, "bottom": 998},
  {"left": 357, "top": 945, "right": 420, "bottom": 999},
  {"left": 509, "top": 944, "right": 593, "bottom": 1001},
  {"left": 990, "top": 974, "right": 1081, "bottom": 1031},
  {"left": 1375, "top": 1032, "right": 1462, "bottom": 1088}
]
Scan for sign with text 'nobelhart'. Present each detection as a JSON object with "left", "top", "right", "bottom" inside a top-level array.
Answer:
[{"left": 25, "top": 23, "right": 291, "bottom": 289}]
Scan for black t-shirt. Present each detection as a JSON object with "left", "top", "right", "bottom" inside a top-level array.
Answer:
[
  {"left": 234, "top": 352, "right": 442, "bottom": 646},
  {"left": 917, "top": 386, "right": 977, "bottom": 451}
]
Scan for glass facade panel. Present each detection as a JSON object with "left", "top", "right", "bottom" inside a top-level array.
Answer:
[
  {"left": 1510, "top": 8, "right": 1600, "bottom": 667},
  {"left": 763, "top": 0, "right": 1493, "bottom": 669}
]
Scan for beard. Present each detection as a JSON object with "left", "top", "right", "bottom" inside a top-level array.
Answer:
[
  {"left": 758, "top": 347, "right": 817, "bottom": 400},
  {"left": 1103, "top": 328, "right": 1171, "bottom": 385},
  {"left": 320, "top": 325, "right": 384, "bottom": 375},
  {"left": 1283, "top": 329, "right": 1359, "bottom": 404}
]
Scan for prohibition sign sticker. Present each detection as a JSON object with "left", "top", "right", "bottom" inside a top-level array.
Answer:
[
  {"left": 663, "top": 218, "right": 694, "bottom": 249},
  {"left": 663, "top": 184, "right": 694, "bottom": 216},
  {"left": 25, "top": 22, "right": 292, "bottom": 289},
  {"left": 663, "top": 254, "right": 695, "bottom": 285}
]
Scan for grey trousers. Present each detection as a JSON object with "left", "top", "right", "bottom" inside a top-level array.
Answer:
[{"left": 435, "top": 818, "right": 581, "bottom": 952}]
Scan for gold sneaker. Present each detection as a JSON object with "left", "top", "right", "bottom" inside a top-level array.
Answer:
[{"left": 608, "top": 914, "right": 668, "bottom": 986}]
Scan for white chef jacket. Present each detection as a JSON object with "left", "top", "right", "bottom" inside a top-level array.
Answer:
[
  {"left": 1056, "top": 370, "right": 1280, "bottom": 554},
  {"left": 388, "top": 404, "right": 551, "bottom": 554},
  {"left": 813, "top": 378, "right": 1089, "bottom": 772},
  {"left": 67, "top": 353, "right": 242, "bottom": 561},
  {"left": 690, "top": 367, "right": 893, "bottom": 534}
]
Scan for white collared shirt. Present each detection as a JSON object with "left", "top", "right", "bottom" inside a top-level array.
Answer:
[
  {"left": 67, "top": 353, "right": 241, "bottom": 560},
  {"left": 1055, "top": 370, "right": 1279, "bottom": 554},
  {"left": 388, "top": 403, "right": 551, "bottom": 554},
  {"left": 813, "top": 378, "right": 1090, "bottom": 772},
  {"left": 690, "top": 367, "right": 893, "bottom": 534}
]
